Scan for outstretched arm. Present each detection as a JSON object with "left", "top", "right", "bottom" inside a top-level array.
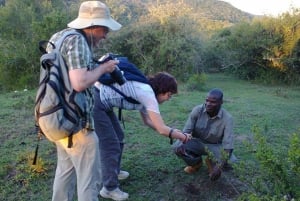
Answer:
[{"left": 140, "top": 110, "right": 190, "bottom": 143}]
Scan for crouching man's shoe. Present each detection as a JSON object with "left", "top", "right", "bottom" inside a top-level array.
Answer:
[
  {"left": 184, "top": 161, "right": 202, "bottom": 174},
  {"left": 100, "top": 187, "right": 129, "bottom": 201}
]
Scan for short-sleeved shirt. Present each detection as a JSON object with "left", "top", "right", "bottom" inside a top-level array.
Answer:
[
  {"left": 94, "top": 81, "right": 160, "bottom": 114},
  {"left": 47, "top": 28, "right": 96, "bottom": 129},
  {"left": 183, "top": 104, "right": 234, "bottom": 150}
]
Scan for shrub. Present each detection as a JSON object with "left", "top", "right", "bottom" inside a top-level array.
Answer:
[
  {"left": 107, "top": 1, "right": 204, "bottom": 81},
  {"left": 185, "top": 73, "right": 207, "bottom": 91},
  {"left": 237, "top": 126, "right": 300, "bottom": 201}
]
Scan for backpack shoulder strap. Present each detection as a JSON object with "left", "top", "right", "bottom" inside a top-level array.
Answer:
[
  {"left": 107, "top": 85, "right": 140, "bottom": 128},
  {"left": 39, "top": 29, "right": 82, "bottom": 54},
  {"left": 54, "top": 29, "right": 82, "bottom": 51},
  {"left": 108, "top": 85, "right": 140, "bottom": 104}
]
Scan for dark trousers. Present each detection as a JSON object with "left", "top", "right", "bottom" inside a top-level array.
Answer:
[
  {"left": 93, "top": 89, "right": 124, "bottom": 191},
  {"left": 173, "top": 138, "right": 223, "bottom": 166}
]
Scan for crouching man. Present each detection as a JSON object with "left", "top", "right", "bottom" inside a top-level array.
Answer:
[{"left": 173, "top": 88, "right": 236, "bottom": 181}]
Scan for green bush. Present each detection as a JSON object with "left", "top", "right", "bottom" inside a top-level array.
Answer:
[
  {"left": 0, "top": 0, "right": 76, "bottom": 91},
  {"left": 107, "top": 1, "right": 204, "bottom": 81},
  {"left": 236, "top": 126, "right": 300, "bottom": 201},
  {"left": 185, "top": 73, "right": 207, "bottom": 91},
  {"left": 288, "top": 133, "right": 300, "bottom": 175}
]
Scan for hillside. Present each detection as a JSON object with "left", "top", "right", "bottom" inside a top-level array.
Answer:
[
  {"left": 66, "top": 0, "right": 254, "bottom": 28},
  {"left": 0, "top": 0, "right": 259, "bottom": 90},
  {"left": 185, "top": 0, "right": 254, "bottom": 23}
]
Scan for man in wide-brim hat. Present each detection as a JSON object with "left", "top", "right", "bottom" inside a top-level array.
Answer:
[{"left": 46, "top": 1, "right": 121, "bottom": 201}]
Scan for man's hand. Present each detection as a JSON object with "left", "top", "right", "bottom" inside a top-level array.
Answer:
[
  {"left": 182, "top": 132, "right": 192, "bottom": 143},
  {"left": 209, "top": 165, "right": 222, "bottom": 181}
]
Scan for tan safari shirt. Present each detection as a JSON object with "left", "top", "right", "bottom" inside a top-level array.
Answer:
[{"left": 183, "top": 104, "right": 234, "bottom": 150}]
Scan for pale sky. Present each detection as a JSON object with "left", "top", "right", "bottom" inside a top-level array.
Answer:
[{"left": 220, "top": 0, "right": 300, "bottom": 16}]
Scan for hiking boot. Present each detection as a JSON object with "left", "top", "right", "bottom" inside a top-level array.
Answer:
[
  {"left": 100, "top": 187, "right": 129, "bottom": 201},
  {"left": 118, "top": 170, "right": 129, "bottom": 180},
  {"left": 205, "top": 157, "right": 221, "bottom": 181},
  {"left": 184, "top": 161, "right": 202, "bottom": 174}
]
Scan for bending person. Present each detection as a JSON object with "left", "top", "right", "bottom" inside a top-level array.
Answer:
[{"left": 93, "top": 70, "right": 191, "bottom": 201}]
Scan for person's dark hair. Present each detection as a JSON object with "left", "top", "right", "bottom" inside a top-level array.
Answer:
[{"left": 148, "top": 72, "right": 178, "bottom": 96}]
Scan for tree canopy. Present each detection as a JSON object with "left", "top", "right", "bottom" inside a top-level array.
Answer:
[{"left": 0, "top": 0, "right": 299, "bottom": 91}]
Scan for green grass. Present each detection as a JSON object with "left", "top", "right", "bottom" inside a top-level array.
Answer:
[{"left": 0, "top": 73, "right": 299, "bottom": 201}]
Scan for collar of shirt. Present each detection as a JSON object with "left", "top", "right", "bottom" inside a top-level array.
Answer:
[{"left": 202, "top": 104, "right": 223, "bottom": 119}]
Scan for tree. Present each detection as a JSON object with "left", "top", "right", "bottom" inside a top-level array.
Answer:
[
  {"left": 205, "top": 15, "right": 300, "bottom": 84},
  {"left": 0, "top": 0, "right": 76, "bottom": 90},
  {"left": 107, "top": 0, "right": 204, "bottom": 80}
]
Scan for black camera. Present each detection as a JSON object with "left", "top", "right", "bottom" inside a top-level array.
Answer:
[{"left": 98, "top": 53, "right": 126, "bottom": 85}]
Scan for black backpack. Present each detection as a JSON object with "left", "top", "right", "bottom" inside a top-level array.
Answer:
[
  {"left": 98, "top": 55, "right": 149, "bottom": 85},
  {"left": 98, "top": 56, "right": 149, "bottom": 124},
  {"left": 98, "top": 55, "right": 150, "bottom": 105}
]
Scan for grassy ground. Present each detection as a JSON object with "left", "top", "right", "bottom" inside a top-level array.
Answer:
[{"left": 0, "top": 73, "right": 299, "bottom": 201}]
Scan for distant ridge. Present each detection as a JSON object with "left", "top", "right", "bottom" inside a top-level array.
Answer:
[{"left": 65, "top": 0, "right": 255, "bottom": 29}]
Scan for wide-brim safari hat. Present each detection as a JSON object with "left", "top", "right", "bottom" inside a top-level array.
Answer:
[{"left": 68, "top": 1, "right": 121, "bottom": 31}]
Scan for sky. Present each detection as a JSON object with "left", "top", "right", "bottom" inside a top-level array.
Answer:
[{"left": 220, "top": 0, "right": 300, "bottom": 16}]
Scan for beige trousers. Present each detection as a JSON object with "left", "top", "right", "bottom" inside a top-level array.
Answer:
[{"left": 52, "top": 129, "right": 101, "bottom": 201}]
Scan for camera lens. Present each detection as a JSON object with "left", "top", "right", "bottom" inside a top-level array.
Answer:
[{"left": 111, "top": 66, "right": 126, "bottom": 85}]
